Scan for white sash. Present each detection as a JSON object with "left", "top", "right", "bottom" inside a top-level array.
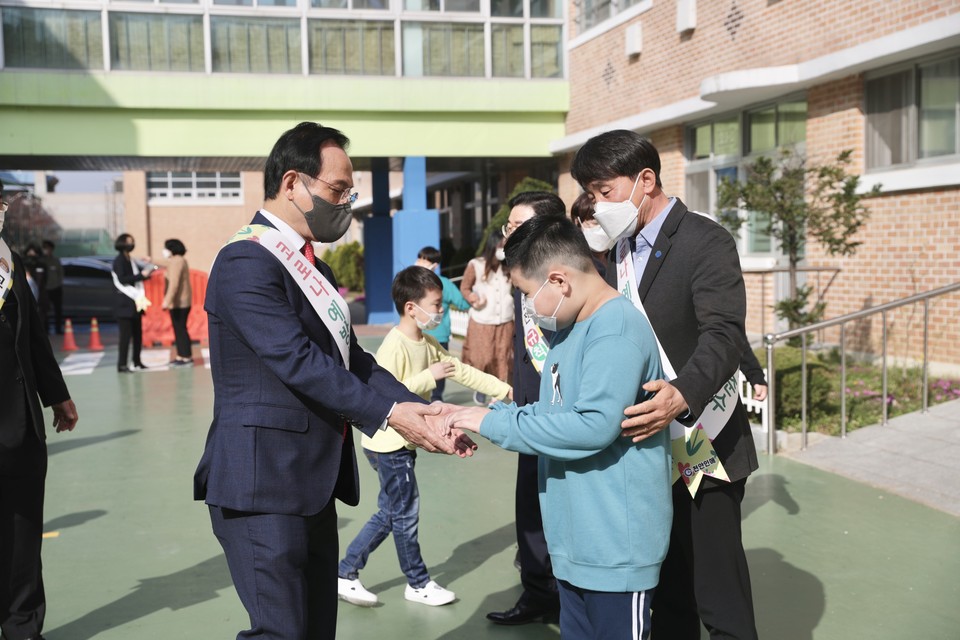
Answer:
[
  {"left": 520, "top": 301, "right": 549, "bottom": 374},
  {"left": 111, "top": 256, "right": 151, "bottom": 312},
  {"left": 0, "top": 240, "right": 13, "bottom": 312},
  {"left": 226, "top": 225, "right": 351, "bottom": 369},
  {"left": 615, "top": 237, "right": 739, "bottom": 494}
]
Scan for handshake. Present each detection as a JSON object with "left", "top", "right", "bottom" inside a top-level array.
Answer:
[{"left": 386, "top": 402, "right": 496, "bottom": 459}]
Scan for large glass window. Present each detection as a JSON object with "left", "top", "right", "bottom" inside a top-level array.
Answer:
[
  {"left": 110, "top": 13, "right": 204, "bottom": 72},
  {"left": 491, "top": 0, "right": 523, "bottom": 17},
  {"left": 211, "top": 16, "right": 301, "bottom": 73},
  {"left": 530, "top": 24, "right": 562, "bottom": 78},
  {"left": 2, "top": 7, "right": 102, "bottom": 70},
  {"left": 747, "top": 100, "right": 805, "bottom": 155},
  {"left": 309, "top": 20, "right": 394, "bottom": 75},
  {"left": 530, "top": 0, "right": 562, "bottom": 18},
  {"left": 577, "top": 0, "right": 640, "bottom": 33},
  {"left": 147, "top": 172, "right": 242, "bottom": 201},
  {"left": 402, "top": 22, "right": 483, "bottom": 77},
  {"left": 866, "top": 53, "right": 960, "bottom": 169},
  {"left": 491, "top": 24, "right": 523, "bottom": 77}
]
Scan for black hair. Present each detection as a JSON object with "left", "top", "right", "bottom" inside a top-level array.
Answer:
[
  {"left": 570, "top": 130, "right": 663, "bottom": 189},
  {"left": 164, "top": 238, "right": 187, "bottom": 256},
  {"left": 392, "top": 266, "right": 443, "bottom": 315},
  {"left": 24, "top": 243, "right": 41, "bottom": 256},
  {"left": 507, "top": 191, "right": 567, "bottom": 218},
  {"left": 481, "top": 228, "right": 505, "bottom": 279},
  {"left": 263, "top": 122, "right": 350, "bottom": 200},
  {"left": 42, "top": 239, "right": 56, "bottom": 250},
  {"left": 571, "top": 192, "right": 596, "bottom": 225},
  {"left": 114, "top": 233, "right": 134, "bottom": 252},
  {"left": 503, "top": 214, "right": 594, "bottom": 280},
  {"left": 417, "top": 246, "right": 441, "bottom": 263}
]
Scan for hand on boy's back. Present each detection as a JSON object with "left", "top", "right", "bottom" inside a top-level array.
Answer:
[
  {"left": 621, "top": 379, "right": 689, "bottom": 442},
  {"left": 430, "top": 361, "right": 456, "bottom": 381}
]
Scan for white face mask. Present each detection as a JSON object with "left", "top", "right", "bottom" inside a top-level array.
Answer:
[
  {"left": 495, "top": 248, "right": 506, "bottom": 261},
  {"left": 162, "top": 248, "right": 173, "bottom": 259},
  {"left": 413, "top": 303, "right": 443, "bottom": 331},
  {"left": 0, "top": 210, "right": 5, "bottom": 235},
  {"left": 581, "top": 223, "right": 616, "bottom": 253},
  {"left": 522, "top": 278, "right": 564, "bottom": 332},
  {"left": 593, "top": 173, "right": 646, "bottom": 242}
]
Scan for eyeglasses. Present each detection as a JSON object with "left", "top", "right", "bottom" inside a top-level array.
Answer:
[
  {"left": 501, "top": 221, "right": 519, "bottom": 238},
  {"left": 308, "top": 174, "right": 358, "bottom": 205}
]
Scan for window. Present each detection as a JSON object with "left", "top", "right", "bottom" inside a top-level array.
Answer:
[
  {"left": 309, "top": 20, "right": 394, "bottom": 75},
  {"left": 866, "top": 52, "right": 960, "bottom": 170},
  {"left": 685, "top": 98, "right": 808, "bottom": 256},
  {"left": 2, "top": 8, "right": 103, "bottom": 70},
  {"left": 312, "top": 0, "right": 389, "bottom": 9},
  {"left": 147, "top": 172, "right": 242, "bottom": 201},
  {"left": 491, "top": 0, "right": 523, "bottom": 17},
  {"left": 491, "top": 24, "right": 523, "bottom": 77},
  {"left": 576, "top": 0, "right": 641, "bottom": 33},
  {"left": 110, "top": 13, "right": 204, "bottom": 72},
  {"left": 402, "top": 22, "right": 484, "bottom": 77},
  {"left": 211, "top": 16, "right": 301, "bottom": 73},
  {"left": 530, "top": 25, "right": 562, "bottom": 78}
]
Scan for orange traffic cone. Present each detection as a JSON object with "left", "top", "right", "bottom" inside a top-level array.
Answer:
[
  {"left": 62, "top": 318, "right": 78, "bottom": 351},
  {"left": 88, "top": 317, "right": 104, "bottom": 351}
]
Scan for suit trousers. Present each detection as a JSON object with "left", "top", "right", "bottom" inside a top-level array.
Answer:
[
  {"left": 210, "top": 501, "right": 339, "bottom": 640},
  {"left": 651, "top": 479, "right": 757, "bottom": 640},
  {"left": 117, "top": 315, "right": 143, "bottom": 368},
  {"left": 0, "top": 434, "right": 48, "bottom": 640},
  {"left": 168, "top": 307, "right": 192, "bottom": 359},
  {"left": 516, "top": 453, "right": 558, "bottom": 608}
]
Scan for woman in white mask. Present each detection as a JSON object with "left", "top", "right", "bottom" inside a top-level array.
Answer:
[
  {"left": 571, "top": 192, "right": 611, "bottom": 276},
  {"left": 459, "top": 229, "right": 514, "bottom": 404},
  {"left": 161, "top": 238, "right": 194, "bottom": 366}
]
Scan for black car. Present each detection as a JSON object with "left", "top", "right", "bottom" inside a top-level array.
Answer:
[{"left": 62, "top": 256, "right": 150, "bottom": 322}]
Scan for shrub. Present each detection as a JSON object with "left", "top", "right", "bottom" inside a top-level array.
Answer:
[
  {"left": 757, "top": 346, "right": 836, "bottom": 430},
  {"left": 321, "top": 241, "right": 364, "bottom": 291}
]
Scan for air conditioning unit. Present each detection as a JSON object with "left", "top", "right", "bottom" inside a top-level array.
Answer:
[
  {"left": 677, "top": 0, "right": 697, "bottom": 33},
  {"left": 625, "top": 22, "right": 643, "bottom": 57}
]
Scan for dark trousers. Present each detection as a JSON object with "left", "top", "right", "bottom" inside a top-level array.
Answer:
[
  {"left": 47, "top": 287, "right": 63, "bottom": 334},
  {"left": 210, "top": 501, "right": 339, "bottom": 640},
  {"left": 651, "top": 479, "right": 758, "bottom": 640},
  {"left": 169, "top": 307, "right": 192, "bottom": 359},
  {"left": 117, "top": 315, "right": 143, "bottom": 368},
  {"left": 516, "top": 453, "right": 558, "bottom": 608},
  {"left": 430, "top": 341, "right": 449, "bottom": 402},
  {"left": 0, "top": 435, "right": 47, "bottom": 640},
  {"left": 558, "top": 580, "right": 653, "bottom": 640}
]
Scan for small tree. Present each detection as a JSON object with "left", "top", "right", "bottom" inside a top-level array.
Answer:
[{"left": 717, "top": 149, "right": 881, "bottom": 330}]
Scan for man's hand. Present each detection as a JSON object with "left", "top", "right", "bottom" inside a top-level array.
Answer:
[
  {"left": 52, "top": 399, "right": 78, "bottom": 433},
  {"left": 621, "top": 380, "right": 687, "bottom": 443},
  {"left": 429, "top": 362, "right": 455, "bottom": 381},
  {"left": 753, "top": 384, "right": 768, "bottom": 402},
  {"left": 388, "top": 402, "right": 456, "bottom": 454},
  {"left": 446, "top": 407, "right": 491, "bottom": 434}
]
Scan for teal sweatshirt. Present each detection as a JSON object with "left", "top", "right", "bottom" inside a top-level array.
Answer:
[
  {"left": 423, "top": 274, "right": 470, "bottom": 344},
  {"left": 480, "top": 295, "right": 672, "bottom": 592}
]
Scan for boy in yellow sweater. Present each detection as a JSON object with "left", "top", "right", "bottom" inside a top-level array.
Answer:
[{"left": 338, "top": 266, "right": 511, "bottom": 608}]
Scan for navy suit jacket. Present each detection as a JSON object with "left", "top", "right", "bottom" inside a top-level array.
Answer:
[
  {"left": 193, "top": 213, "right": 422, "bottom": 515},
  {"left": 606, "top": 199, "right": 758, "bottom": 482}
]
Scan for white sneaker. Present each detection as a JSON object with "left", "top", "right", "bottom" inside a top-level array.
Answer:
[
  {"left": 338, "top": 577, "right": 379, "bottom": 607},
  {"left": 404, "top": 580, "right": 456, "bottom": 606}
]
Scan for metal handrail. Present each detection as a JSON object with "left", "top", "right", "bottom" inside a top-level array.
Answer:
[{"left": 762, "top": 281, "right": 960, "bottom": 454}]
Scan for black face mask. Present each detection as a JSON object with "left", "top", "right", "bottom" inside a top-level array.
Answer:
[{"left": 294, "top": 178, "right": 352, "bottom": 243}]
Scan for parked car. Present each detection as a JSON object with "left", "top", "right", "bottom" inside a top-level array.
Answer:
[{"left": 62, "top": 256, "right": 149, "bottom": 322}]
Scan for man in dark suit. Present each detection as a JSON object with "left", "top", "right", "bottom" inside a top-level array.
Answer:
[
  {"left": 486, "top": 191, "right": 565, "bottom": 625},
  {"left": 0, "top": 178, "right": 79, "bottom": 640},
  {"left": 572, "top": 131, "right": 759, "bottom": 639},
  {"left": 193, "top": 122, "right": 473, "bottom": 640}
]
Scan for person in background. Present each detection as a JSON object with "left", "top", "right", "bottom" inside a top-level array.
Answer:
[
  {"left": 41, "top": 241, "right": 63, "bottom": 335},
  {"left": 112, "top": 233, "right": 157, "bottom": 373},
  {"left": 0, "top": 177, "right": 79, "bottom": 640},
  {"left": 459, "top": 229, "right": 514, "bottom": 405},
  {"left": 414, "top": 246, "right": 471, "bottom": 402},
  {"left": 161, "top": 238, "right": 194, "bottom": 367},
  {"left": 570, "top": 192, "right": 607, "bottom": 276},
  {"left": 338, "top": 266, "right": 510, "bottom": 608},
  {"left": 21, "top": 244, "right": 44, "bottom": 308}
]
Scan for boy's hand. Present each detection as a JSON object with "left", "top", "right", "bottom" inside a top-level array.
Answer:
[
  {"left": 388, "top": 402, "right": 455, "bottom": 454},
  {"left": 505, "top": 387, "right": 514, "bottom": 402},
  {"left": 621, "top": 380, "right": 687, "bottom": 442},
  {"left": 429, "top": 361, "right": 456, "bottom": 381},
  {"left": 446, "top": 407, "right": 491, "bottom": 434},
  {"left": 448, "top": 428, "right": 479, "bottom": 458}
]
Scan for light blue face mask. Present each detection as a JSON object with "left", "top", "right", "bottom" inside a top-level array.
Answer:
[{"left": 522, "top": 278, "right": 563, "bottom": 332}]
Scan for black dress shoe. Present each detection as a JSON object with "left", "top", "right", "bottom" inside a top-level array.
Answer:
[
  {"left": 486, "top": 601, "right": 560, "bottom": 625},
  {"left": 118, "top": 366, "right": 132, "bottom": 373},
  {"left": 131, "top": 362, "right": 149, "bottom": 371}
]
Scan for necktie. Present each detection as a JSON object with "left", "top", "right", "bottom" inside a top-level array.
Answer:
[{"left": 301, "top": 242, "right": 315, "bottom": 266}]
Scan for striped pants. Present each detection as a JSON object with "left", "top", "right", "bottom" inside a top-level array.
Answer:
[{"left": 558, "top": 579, "right": 654, "bottom": 640}]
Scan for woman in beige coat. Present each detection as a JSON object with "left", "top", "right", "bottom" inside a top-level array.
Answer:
[{"left": 162, "top": 238, "right": 193, "bottom": 366}]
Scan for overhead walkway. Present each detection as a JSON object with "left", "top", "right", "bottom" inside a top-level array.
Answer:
[{"left": 34, "top": 332, "right": 960, "bottom": 640}]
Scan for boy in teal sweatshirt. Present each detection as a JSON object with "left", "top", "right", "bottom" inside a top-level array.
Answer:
[{"left": 449, "top": 215, "right": 672, "bottom": 640}]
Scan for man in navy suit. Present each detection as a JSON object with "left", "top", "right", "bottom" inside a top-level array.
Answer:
[
  {"left": 573, "top": 131, "right": 758, "bottom": 639},
  {"left": 194, "top": 122, "right": 473, "bottom": 640}
]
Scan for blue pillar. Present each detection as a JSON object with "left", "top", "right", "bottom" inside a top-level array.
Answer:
[
  {"left": 364, "top": 156, "right": 440, "bottom": 325},
  {"left": 363, "top": 158, "right": 395, "bottom": 324}
]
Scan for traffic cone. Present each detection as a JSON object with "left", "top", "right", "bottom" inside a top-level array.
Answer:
[
  {"left": 62, "top": 318, "right": 78, "bottom": 351},
  {"left": 88, "top": 317, "right": 104, "bottom": 351}
]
